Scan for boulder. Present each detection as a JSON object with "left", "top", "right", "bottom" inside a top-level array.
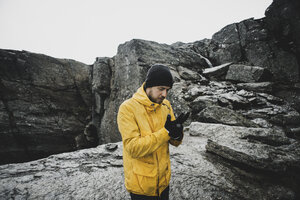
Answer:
[
  {"left": 189, "top": 95, "right": 218, "bottom": 114},
  {"left": 189, "top": 122, "right": 300, "bottom": 174},
  {"left": 236, "top": 89, "right": 256, "bottom": 98},
  {"left": 177, "top": 65, "right": 201, "bottom": 81},
  {"left": 183, "top": 83, "right": 208, "bottom": 101},
  {"left": 251, "top": 118, "right": 274, "bottom": 128},
  {"left": 217, "top": 92, "right": 250, "bottom": 109},
  {"left": 196, "top": 106, "right": 259, "bottom": 127},
  {"left": 202, "top": 62, "right": 232, "bottom": 80},
  {"left": 225, "top": 64, "right": 272, "bottom": 83}
]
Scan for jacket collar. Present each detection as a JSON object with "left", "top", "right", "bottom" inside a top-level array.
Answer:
[{"left": 133, "top": 83, "right": 164, "bottom": 111}]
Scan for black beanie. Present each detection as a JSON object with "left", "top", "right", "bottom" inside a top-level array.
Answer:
[{"left": 145, "top": 64, "right": 173, "bottom": 88}]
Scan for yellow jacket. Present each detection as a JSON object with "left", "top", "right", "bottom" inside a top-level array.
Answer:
[{"left": 117, "top": 84, "right": 181, "bottom": 196}]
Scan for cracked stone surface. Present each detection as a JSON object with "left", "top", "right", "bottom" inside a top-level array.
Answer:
[
  {"left": 188, "top": 122, "right": 300, "bottom": 172},
  {"left": 0, "top": 135, "right": 297, "bottom": 200}
]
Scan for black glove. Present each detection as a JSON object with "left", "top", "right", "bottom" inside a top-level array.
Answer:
[
  {"left": 174, "top": 112, "right": 190, "bottom": 124},
  {"left": 165, "top": 112, "right": 190, "bottom": 141}
]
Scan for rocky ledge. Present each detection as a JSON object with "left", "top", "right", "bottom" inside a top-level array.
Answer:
[{"left": 0, "top": 132, "right": 298, "bottom": 200}]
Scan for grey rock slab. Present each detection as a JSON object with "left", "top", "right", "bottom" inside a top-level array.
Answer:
[
  {"left": 202, "top": 62, "right": 232, "bottom": 80},
  {"left": 0, "top": 143, "right": 128, "bottom": 200},
  {"left": 177, "top": 65, "right": 201, "bottom": 81},
  {"left": 218, "top": 92, "right": 250, "bottom": 109},
  {"left": 190, "top": 95, "right": 219, "bottom": 113},
  {"left": 225, "top": 64, "right": 272, "bottom": 83},
  {"left": 196, "top": 106, "right": 259, "bottom": 127},
  {"left": 188, "top": 122, "right": 300, "bottom": 173},
  {"left": 236, "top": 82, "right": 274, "bottom": 93},
  {"left": 184, "top": 84, "right": 208, "bottom": 101},
  {"left": 170, "top": 134, "right": 296, "bottom": 199}
]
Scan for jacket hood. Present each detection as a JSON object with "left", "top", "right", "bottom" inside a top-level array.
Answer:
[{"left": 133, "top": 83, "right": 167, "bottom": 111}]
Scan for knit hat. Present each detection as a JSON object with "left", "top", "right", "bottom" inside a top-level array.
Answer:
[{"left": 145, "top": 64, "right": 173, "bottom": 88}]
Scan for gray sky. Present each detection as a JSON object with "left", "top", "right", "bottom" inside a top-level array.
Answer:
[{"left": 0, "top": 0, "right": 272, "bottom": 64}]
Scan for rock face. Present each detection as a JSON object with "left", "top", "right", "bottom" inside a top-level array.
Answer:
[
  {"left": 264, "top": 0, "right": 300, "bottom": 68},
  {"left": 0, "top": 49, "right": 92, "bottom": 164},
  {"left": 179, "top": 6, "right": 300, "bottom": 83},
  {"left": 100, "top": 39, "right": 210, "bottom": 143}
]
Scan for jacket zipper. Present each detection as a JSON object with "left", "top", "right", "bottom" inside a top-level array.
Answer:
[
  {"left": 152, "top": 103, "right": 159, "bottom": 196},
  {"left": 156, "top": 152, "right": 160, "bottom": 196}
]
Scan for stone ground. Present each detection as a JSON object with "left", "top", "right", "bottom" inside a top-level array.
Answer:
[{"left": 0, "top": 133, "right": 296, "bottom": 200}]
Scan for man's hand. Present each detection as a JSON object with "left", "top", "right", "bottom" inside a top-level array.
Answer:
[
  {"left": 174, "top": 112, "right": 190, "bottom": 124},
  {"left": 165, "top": 112, "right": 190, "bottom": 141}
]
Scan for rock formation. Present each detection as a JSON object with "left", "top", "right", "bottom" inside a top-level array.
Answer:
[
  {"left": 1, "top": 0, "right": 300, "bottom": 198},
  {"left": 100, "top": 39, "right": 210, "bottom": 143},
  {"left": 0, "top": 49, "right": 93, "bottom": 164}
]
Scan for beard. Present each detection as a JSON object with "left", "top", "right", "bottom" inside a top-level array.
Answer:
[{"left": 148, "top": 90, "right": 165, "bottom": 104}]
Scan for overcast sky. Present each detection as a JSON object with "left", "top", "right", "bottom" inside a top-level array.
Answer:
[{"left": 0, "top": 0, "right": 272, "bottom": 64}]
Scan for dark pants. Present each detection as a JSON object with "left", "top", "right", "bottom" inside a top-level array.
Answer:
[{"left": 130, "top": 186, "right": 169, "bottom": 200}]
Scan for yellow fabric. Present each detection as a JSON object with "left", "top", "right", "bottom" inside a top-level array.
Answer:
[{"left": 117, "top": 83, "right": 182, "bottom": 196}]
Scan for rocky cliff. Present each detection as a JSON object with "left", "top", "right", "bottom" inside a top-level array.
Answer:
[
  {"left": 1, "top": 0, "right": 300, "bottom": 198},
  {"left": 0, "top": 50, "right": 93, "bottom": 164}
]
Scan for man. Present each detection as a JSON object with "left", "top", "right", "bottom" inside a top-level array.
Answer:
[{"left": 117, "top": 64, "right": 189, "bottom": 200}]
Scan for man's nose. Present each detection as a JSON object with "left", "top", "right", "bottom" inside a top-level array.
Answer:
[{"left": 162, "top": 90, "right": 167, "bottom": 97}]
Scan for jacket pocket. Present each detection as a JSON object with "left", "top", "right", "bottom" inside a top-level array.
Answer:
[{"left": 133, "top": 159, "right": 157, "bottom": 195}]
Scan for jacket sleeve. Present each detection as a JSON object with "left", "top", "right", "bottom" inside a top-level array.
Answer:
[
  {"left": 117, "top": 103, "right": 170, "bottom": 159},
  {"left": 168, "top": 102, "right": 183, "bottom": 147}
]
